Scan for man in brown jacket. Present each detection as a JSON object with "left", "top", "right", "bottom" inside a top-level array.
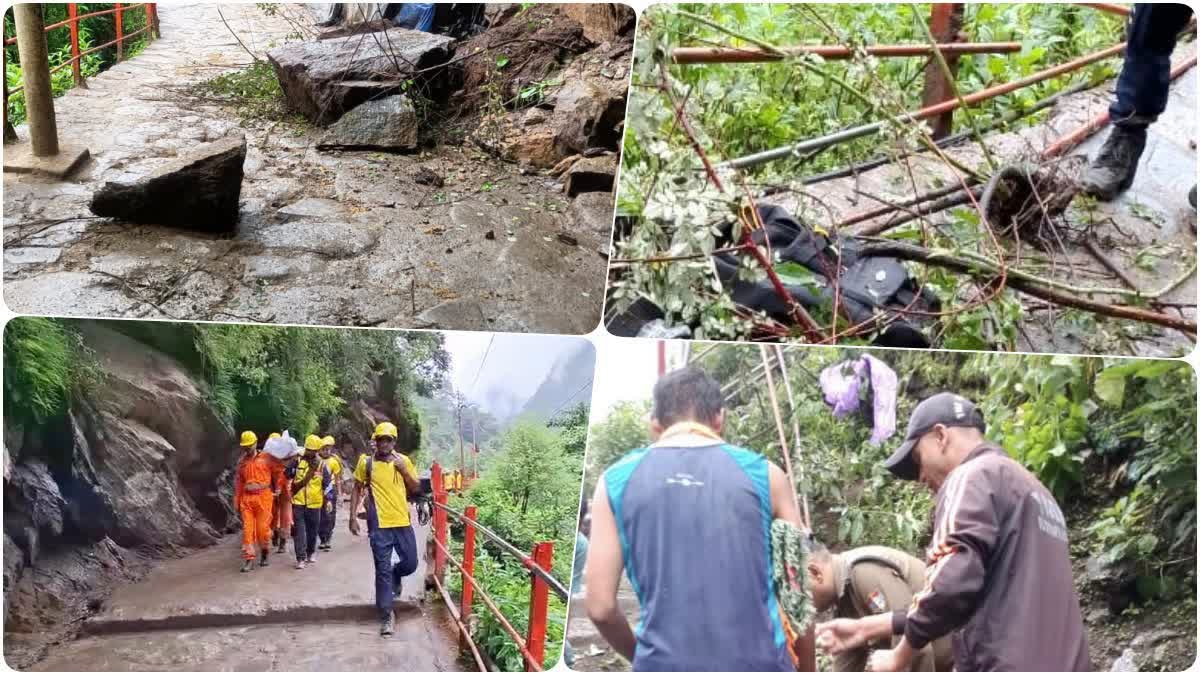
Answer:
[
  {"left": 808, "top": 543, "right": 952, "bottom": 671},
  {"left": 817, "top": 393, "right": 1090, "bottom": 671}
]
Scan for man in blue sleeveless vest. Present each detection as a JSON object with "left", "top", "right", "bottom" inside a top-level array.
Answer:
[{"left": 585, "top": 366, "right": 804, "bottom": 671}]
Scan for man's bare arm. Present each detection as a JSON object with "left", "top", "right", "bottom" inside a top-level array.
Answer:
[
  {"left": 768, "top": 462, "right": 804, "bottom": 527},
  {"left": 584, "top": 480, "right": 637, "bottom": 661}
]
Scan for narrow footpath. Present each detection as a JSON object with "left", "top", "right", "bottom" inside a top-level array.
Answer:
[{"left": 29, "top": 504, "right": 465, "bottom": 671}]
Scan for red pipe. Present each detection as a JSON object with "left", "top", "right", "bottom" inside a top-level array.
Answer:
[
  {"left": 1076, "top": 2, "right": 1132, "bottom": 16},
  {"left": 431, "top": 572, "right": 489, "bottom": 672},
  {"left": 432, "top": 536, "right": 545, "bottom": 671},
  {"left": 525, "top": 542, "right": 554, "bottom": 671},
  {"left": 672, "top": 41, "right": 1021, "bottom": 64},
  {"left": 1042, "top": 55, "right": 1198, "bottom": 159}
]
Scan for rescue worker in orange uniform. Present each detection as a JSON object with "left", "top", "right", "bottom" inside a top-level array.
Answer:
[
  {"left": 267, "top": 432, "right": 294, "bottom": 555},
  {"left": 233, "top": 431, "right": 285, "bottom": 572}
]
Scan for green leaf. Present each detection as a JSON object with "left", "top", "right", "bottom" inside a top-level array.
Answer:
[
  {"left": 1094, "top": 369, "right": 1126, "bottom": 407},
  {"left": 495, "top": 55, "right": 511, "bottom": 69}
]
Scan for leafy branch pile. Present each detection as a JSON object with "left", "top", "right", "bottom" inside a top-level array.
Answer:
[{"left": 610, "top": 5, "right": 1199, "bottom": 350}]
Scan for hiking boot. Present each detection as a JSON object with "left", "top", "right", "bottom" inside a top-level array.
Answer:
[
  {"left": 295, "top": 559, "right": 306, "bottom": 570},
  {"left": 1081, "top": 125, "right": 1147, "bottom": 201},
  {"left": 380, "top": 616, "right": 394, "bottom": 637},
  {"left": 319, "top": 543, "right": 331, "bottom": 551},
  {"left": 259, "top": 551, "right": 270, "bottom": 567},
  {"left": 240, "top": 559, "right": 254, "bottom": 573}
]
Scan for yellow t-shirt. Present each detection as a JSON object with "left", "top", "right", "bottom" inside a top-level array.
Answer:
[
  {"left": 291, "top": 458, "right": 325, "bottom": 508},
  {"left": 353, "top": 453, "right": 416, "bottom": 528},
  {"left": 326, "top": 456, "right": 343, "bottom": 479}
]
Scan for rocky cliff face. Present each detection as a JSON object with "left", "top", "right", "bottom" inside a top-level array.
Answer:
[{"left": 3, "top": 323, "right": 235, "bottom": 667}]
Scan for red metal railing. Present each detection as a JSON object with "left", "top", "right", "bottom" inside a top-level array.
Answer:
[
  {"left": 3, "top": 3, "right": 159, "bottom": 137},
  {"left": 428, "top": 463, "right": 568, "bottom": 672}
]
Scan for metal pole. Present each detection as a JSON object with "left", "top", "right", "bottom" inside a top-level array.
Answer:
[
  {"left": 456, "top": 404, "right": 466, "bottom": 479},
  {"left": 2, "top": 42, "right": 16, "bottom": 144},
  {"left": 526, "top": 542, "right": 554, "bottom": 670},
  {"left": 460, "top": 505, "right": 477, "bottom": 642},
  {"left": 470, "top": 409, "right": 478, "bottom": 479},
  {"left": 922, "top": 3, "right": 966, "bottom": 139},
  {"left": 758, "top": 346, "right": 800, "bottom": 516},
  {"left": 115, "top": 3, "right": 124, "bottom": 62},
  {"left": 67, "top": 4, "right": 82, "bottom": 86},
  {"left": 431, "top": 463, "right": 447, "bottom": 581},
  {"left": 13, "top": 3, "right": 59, "bottom": 156},
  {"left": 722, "top": 41, "right": 1128, "bottom": 171},
  {"left": 671, "top": 41, "right": 1020, "bottom": 64}
]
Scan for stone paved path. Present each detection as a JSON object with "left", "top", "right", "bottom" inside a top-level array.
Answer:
[
  {"left": 769, "top": 46, "right": 1198, "bottom": 357},
  {"left": 3, "top": 3, "right": 610, "bottom": 334},
  {"left": 27, "top": 507, "right": 465, "bottom": 671}
]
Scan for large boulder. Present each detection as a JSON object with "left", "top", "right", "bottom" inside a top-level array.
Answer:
[
  {"left": 318, "top": 95, "right": 419, "bottom": 151},
  {"left": 6, "top": 459, "right": 66, "bottom": 539},
  {"left": 58, "top": 324, "right": 235, "bottom": 548},
  {"left": 552, "top": 78, "right": 626, "bottom": 156},
  {"left": 89, "top": 136, "right": 246, "bottom": 233},
  {"left": 565, "top": 153, "right": 618, "bottom": 196},
  {"left": 559, "top": 4, "right": 636, "bottom": 44},
  {"left": 267, "top": 28, "right": 454, "bottom": 125}
]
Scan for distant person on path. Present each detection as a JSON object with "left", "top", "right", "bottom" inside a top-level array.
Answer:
[
  {"left": 318, "top": 435, "right": 343, "bottom": 551},
  {"left": 233, "top": 431, "right": 285, "bottom": 573},
  {"left": 565, "top": 499, "right": 591, "bottom": 667},
  {"left": 585, "top": 366, "right": 804, "bottom": 671},
  {"left": 1082, "top": 3, "right": 1196, "bottom": 207},
  {"left": 807, "top": 543, "right": 952, "bottom": 671},
  {"left": 289, "top": 435, "right": 333, "bottom": 570},
  {"left": 269, "top": 432, "right": 293, "bottom": 555},
  {"left": 819, "top": 393, "right": 1090, "bottom": 672},
  {"left": 350, "top": 421, "right": 423, "bottom": 637}
]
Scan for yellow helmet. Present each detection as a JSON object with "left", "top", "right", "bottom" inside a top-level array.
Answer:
[
  {"left": 239, "top": 431, "right": 258, "bottom": 447},
  {"left": 322, "top": 435, "right": 336, "bottom": 447},
  {"left": 304, "top": 434, "right": 325, "bottom": 451},
  {"left": 372, "top": 422, "right": 398, "bottom": 439},
  {"left": 268, "top": 432, "right": 282, "bottom": 440}
]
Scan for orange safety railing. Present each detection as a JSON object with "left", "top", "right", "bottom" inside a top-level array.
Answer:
[
  {"left": 428, "top": 463, "right": 568, "bottom": 671},
  {"left": 3, "top": 3, "right": 159, "bottom": 137}
]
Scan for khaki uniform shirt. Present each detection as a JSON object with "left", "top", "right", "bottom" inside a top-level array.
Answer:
[{"left": 832, "top": 546, "right": 954, "bottom": 672}]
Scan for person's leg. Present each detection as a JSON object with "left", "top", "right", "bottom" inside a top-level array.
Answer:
[
  {"left": 253, "top": 497, "right": 272, "bottom": 565},
  {"left": 370, "top": 527, "right": 401, "bottom": 634},
  {"left": 1085, "top": 3, "right": 1195, "bottom": 199},
  {"left": 239, "top": 503, "right": 257, "bottom": 571},
  {"left": 304, "top": 508, "right": 320, "bottom": 561},
  {"left": 318, "top": 500, "right": 335, "bottom": 548},
  {"left": 292, "top": 504, "right": 308, "bottom": 565},
  {"left": 390, "top": 525, "right": 419, "bottom": 596}
]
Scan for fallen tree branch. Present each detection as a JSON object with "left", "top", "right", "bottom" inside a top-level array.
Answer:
[{"left": 857, "top": 240, "right": 1197, "bottom": 334}]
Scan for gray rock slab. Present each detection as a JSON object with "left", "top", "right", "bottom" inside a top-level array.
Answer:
[
  {"left": 245, "top": 221, "right": 379, "bottom": 259},
  {"left": 318, "top": 95, "right": 419, "bottom": 151}
]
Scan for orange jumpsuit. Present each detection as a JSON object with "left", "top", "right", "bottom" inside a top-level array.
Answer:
[{"left": 234, "top": 453, "right": 285, "bottom": 560}]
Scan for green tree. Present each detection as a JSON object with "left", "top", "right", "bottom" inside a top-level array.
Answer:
[{"left": 584, "top": 400, "right": 652, "bottom": 494}]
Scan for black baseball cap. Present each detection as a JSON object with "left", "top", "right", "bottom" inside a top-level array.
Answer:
[{"left": 884, "top": 392, "right": 986, "bottom": 481}]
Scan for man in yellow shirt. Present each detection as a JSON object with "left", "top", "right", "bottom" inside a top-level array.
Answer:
[
  {"left": 289, "top": 435, "right": 332, "bottom": 569},
  {"left": 318, "top": 435, "right": 343, "bottom": 552},
  {"left": 350, "top": 421, "right": 422, "bottom": 637}
]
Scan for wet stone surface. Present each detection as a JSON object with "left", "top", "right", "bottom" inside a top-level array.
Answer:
[{"left": 2, "top": 3, "right": 610, "bottom": 334}]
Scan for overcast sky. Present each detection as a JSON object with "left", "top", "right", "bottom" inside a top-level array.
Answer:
[
  {"left": 441, "top": 331, "right": 591, "bottom": 409},
  {"left": 588, "top": 337, "right": 693, "bottom": 424}
]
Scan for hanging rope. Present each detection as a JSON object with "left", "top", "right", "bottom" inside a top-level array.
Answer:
[
  {"left": 773, "top": 345, "right": 812, "bottom": 529},
  {"left": 759, "top": 344, "right": 803, "bottom": 522}
]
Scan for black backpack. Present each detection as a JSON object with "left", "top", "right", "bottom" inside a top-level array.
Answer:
[{"left": 607, "top": 204, "right": 939, "bottom": 348}]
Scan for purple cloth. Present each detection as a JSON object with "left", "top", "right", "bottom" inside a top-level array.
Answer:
[{"left": 818, "top": 355, "right": 898, "bottom": 445}]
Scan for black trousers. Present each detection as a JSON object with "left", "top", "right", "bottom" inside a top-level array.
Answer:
[
  {"left": 1111, "top": 3, "right": 1195, "bottom": 125},
  {"left": 318, "top": 496, "right": 337, "bottom": 545},
  {"left": 292, "top": 505, "right": 320, "bottom": 562}
]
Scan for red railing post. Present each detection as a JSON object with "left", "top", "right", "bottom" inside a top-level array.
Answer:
[
  {"left": 432, "top": 462, "right": 448, "bottom": 580},
  {"left": 460, "top": 505, "right": 477, "bottom": 632},
  {"left": 67, "top": 4, "right": 82, "bottom": 86},
  {"left": 114, "top": 3, "right": 124, "bottom": 62},
  {"left": 921, "top": 3, "right": 966, "bottom": 139},
  {"left": 149, "top": 3, "right": 160, "bottom": 40},
  {"left": 526, "top": 541, "right": 554, "bottom": 670}
]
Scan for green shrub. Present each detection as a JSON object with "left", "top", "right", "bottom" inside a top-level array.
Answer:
[{"left": 3, "top": 317, "right": 79, "bottom": 425}]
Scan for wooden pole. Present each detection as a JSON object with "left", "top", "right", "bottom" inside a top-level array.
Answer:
[
  {"left": 773, "top": 345, "right": 811, "bottom": 529},
  {"left": 758, "top": 345, "right": 800, "bottom": 515},
  {"left": 13, "top": 3, "right": 58, "bottom": 156}
]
